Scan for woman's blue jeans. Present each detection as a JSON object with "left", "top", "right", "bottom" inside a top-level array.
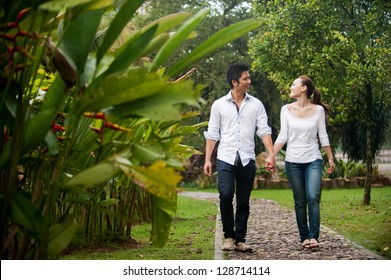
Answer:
[
  {"left": 285, "top": 159, "right": 323, "bottom": 242},
  {"left": 217, "top": 159, "right": 255, "bottom": 243}
]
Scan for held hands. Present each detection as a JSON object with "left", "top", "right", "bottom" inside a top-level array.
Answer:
[{"left": 265, "top": 154, "right": 276, "bottom": 173}]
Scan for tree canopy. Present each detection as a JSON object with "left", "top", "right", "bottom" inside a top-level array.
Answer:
[{"left": 249, "top": 0, "right": 391, "bottom": 204}]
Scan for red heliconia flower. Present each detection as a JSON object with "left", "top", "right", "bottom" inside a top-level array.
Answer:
[
  {"left": 89, "top": 126, "right": 103, "bottom": 134},
  {"left": 104, "top": 122, "right": 129, "bottom": 132},
  {"left": 83, "top": 112, "right": 106, "bottom": 121},
  {"left": 51, "top": 121, "right": 66, "bottom": 132},
  {"left": 16, "top": 8, "right": 30, "bottom": 22}
]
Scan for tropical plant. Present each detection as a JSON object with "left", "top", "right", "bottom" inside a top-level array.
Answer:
[{"left": 0, "top": 0, "right": 262, "bottom": 259}]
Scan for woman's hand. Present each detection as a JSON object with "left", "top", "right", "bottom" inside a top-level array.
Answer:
[{"left": 327, "top": 159, "right": 335, "bottom": 174}]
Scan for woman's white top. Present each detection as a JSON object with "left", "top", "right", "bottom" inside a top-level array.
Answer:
[{"left": 275, "top": 104, "right": 330, "bottom": 163}]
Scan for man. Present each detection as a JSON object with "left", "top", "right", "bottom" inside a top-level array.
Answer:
[{"left": 203, "top": 61, "right": 275, "bottom": 252}]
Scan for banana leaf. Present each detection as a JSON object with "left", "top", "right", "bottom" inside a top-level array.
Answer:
[
  {"left": 150, "top": 194, "right": 177, "bottom": 248},
  {"left": 103, "top": 24, "right": 158, "bottom": 76},
  {"left": 59, "top": 7, "right": 105, "bottom": 75},
  {"left": 47, "top": 217, "right": 77, "bottom": 258},
  {"left": 96, "top": 0, "right": 144, "bottom": 63},
  {"left": 148, "top": 8, "right": 210, "bottom": 72}
]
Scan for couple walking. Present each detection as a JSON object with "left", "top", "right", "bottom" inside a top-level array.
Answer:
[{"left": 203, "top": 62, "right": 335, "bottom": 252}]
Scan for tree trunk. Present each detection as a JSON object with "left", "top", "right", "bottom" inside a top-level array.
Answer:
[{"left": 363, "top": 82, "right": 373, "bottom": 205}]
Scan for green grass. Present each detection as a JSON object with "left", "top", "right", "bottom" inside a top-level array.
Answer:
[
  {"left": 61, "top": 196, "right": 217, "bottom": 260},
  {"left": 251, "top": 187, "right": 391, "bottom": 259}
]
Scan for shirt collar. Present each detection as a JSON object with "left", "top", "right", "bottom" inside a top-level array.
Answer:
[{"left": 225, "top": 91, "right": 250, "bottom": 101}]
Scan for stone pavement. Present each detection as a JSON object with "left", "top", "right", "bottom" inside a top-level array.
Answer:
[{"left": 179, "top": 191, "right": 384, "bottom": 260}]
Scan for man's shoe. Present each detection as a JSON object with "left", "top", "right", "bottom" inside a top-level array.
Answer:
[
  {"left": 221, "top": 238, "right": 234, "bottom": 251},
  {"left": 234, "top": 242, "right": 253, "bottom": 252}
]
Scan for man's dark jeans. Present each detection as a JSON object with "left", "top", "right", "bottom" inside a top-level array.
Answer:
[{"left": 217, "top": 159, "right": 256, "bottom": 244}]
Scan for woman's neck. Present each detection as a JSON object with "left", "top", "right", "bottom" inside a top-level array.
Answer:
[{"left": 294, "top": 97, "right": 311, "bottom": 109}]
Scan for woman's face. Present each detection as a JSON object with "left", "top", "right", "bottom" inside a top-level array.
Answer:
[{"left": 290, "top": 78, "right": 304, "bottom": 98}]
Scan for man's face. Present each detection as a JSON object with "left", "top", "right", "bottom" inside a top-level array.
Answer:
[{"left": 233, "top": 71, "right": 251, "bottom": 93}]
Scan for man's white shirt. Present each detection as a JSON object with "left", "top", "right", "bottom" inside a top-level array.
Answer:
[{"left": 204, "top": 91, "right": 271, "bottom": 166}]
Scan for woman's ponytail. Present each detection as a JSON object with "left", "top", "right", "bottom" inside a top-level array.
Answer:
[
  {"left": 299, "top": 75, "right": 330, "bottom": 115},
  {"left": 313, "top": 88, "right": 330, "bottom": 115}
]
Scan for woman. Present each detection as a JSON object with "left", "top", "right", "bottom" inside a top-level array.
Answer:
[{"left": 273, "top": 76, "right": 335, "bottom": 249}]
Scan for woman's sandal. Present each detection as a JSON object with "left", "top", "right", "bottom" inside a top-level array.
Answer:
[
  {"left": 309, "top": 238, "right": 319, "bottom": 249},
  {"left": 302, "top": 239, "right": 311, "bottom": 249}
]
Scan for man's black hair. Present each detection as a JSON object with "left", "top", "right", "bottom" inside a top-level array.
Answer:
[{"left": 226, "top": 61, "right": 250, "bottom": 89}]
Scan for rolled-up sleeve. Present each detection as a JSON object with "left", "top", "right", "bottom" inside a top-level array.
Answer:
[
  {"left": 318, "top": 107, "right": 330, "bottom": 146},
  {"left": 255, "top": 102, "right": 271, "bottom": 138},
  {"left": 204, "top": 102, "right": 221, "bottom": 141}
]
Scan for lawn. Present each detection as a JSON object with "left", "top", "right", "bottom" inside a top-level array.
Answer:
[{"left": 61, "top": 196, "right": 217, "bottom": 260}]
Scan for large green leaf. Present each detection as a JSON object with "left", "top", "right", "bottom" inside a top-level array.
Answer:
[
  {"left": 103, "top": 24, "right": 158, "bottom": 76},
  {"left": 131, "top": 144, "right": 165, "bottom": 162},
  {"left": 83, "top": 0, "right": 113, "bottom": 10},
  {"left": 59, "top": 8, "right": 105, "bottom": 75},
  {"left": 124, "top": 161, "right": 181, "bottom": 201},
  {"left": 141, "top": 12, "right": 192, "bottom": 37},
  {"left": 113, "top": 12, "right": 191, "bottom": 59},
  {"left": 108, "top": 81, "right": 200, "bottom": 120},
  {"left": 148, "top": 8, "right": 210, "bottom": 72},
  {"left": 76, "top": 69, "right": 160, "bottom": 114},
  {"left": 170, "top": 143, "right": 202, "bottom": 159},
  {"left": 139, "top": 33, "right": 171, "bottom": 58},
  {"left": 47, "top": 217, "right": 77, "bottom": 258},
  {"left": 63, "top": 152, "right": 132, "bottom": 188},
  {"left": 10, "top": 192, "right": 43, "bottom": 238},
  {"left": 96, "top": 0, "right": 145, "bottom": 64},
  {"left": 75, "top": 69, "right": 200, "bottom": 119},
  {"left": 150, "top": 194, "right": 177, "bottom": 248},
  {"left": 64, "top": 162, "right": 120, "bottom": 189},
  {"left": 39, "top": 0, "right": 112, "bottom": 12},
  {"left": 166, "top": 18, "right": 264, "bottom": 77}
]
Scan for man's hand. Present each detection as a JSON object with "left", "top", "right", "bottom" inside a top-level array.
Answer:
[{"left": 203, "top": 161, "right": 212, "bottom": 176}]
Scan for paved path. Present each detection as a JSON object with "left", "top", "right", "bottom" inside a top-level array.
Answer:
[{"left": 179, "top": 191, "right": 384, "bottom": 260}]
